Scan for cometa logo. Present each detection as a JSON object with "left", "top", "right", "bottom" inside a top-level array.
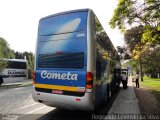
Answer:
[{"left": 41, "top": 71, "right": 78, "bottom": 80}]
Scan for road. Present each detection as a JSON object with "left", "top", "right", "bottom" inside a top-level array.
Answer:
[{"left": 0, "top": 86, "right": 119, "bottom": 120}]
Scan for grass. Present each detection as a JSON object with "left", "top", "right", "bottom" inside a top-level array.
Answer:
[
  {"left": 140, "top": 76, "right": 160, "bottom": 107},
  {"left": 140, "top": 76, "right": 160, "bottom": 90}
]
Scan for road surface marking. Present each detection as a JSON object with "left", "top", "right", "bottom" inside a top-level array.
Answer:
[
  {"left": 17, "top": 103, "right": 38, "bottom": 110},
  {"left": 26, "top": 106, "right": 47, "bottom": 114},
  {"left": 19, "top": 106, "right": 47, "bottom": 119}
]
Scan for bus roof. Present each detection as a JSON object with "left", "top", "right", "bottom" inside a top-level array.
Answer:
[{"left": 40, "top": 9, "right": 91, "bottom": 21}]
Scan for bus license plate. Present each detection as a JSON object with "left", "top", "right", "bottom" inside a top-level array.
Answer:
[{"left": 52, "top": 90, "right": 63, "bottom": 94}]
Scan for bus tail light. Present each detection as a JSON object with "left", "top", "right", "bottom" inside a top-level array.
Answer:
[
  {"left": 32, "top": 71, "right": 36, "bottom": 84},
  {"left": 86, "top": 72, "right": 93, "bottom": 90}
]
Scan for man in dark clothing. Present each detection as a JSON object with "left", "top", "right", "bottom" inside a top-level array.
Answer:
[
  {"left": 135, "top": 72, "right": 140, "bottom": 88},
  {"left": 121, "top": 72, "right": 127, "bottom": 89}
]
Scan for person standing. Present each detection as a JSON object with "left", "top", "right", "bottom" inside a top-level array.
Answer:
[
  {"left": 135, "top": 72, "right": 140, "bottom": 88},
  {"left": 121, "top": 72, "right": 127, "bottom": 89}
]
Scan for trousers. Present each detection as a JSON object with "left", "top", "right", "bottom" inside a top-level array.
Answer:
[{"left": 136, "top": 79, "right": 139, "bottom": 88}]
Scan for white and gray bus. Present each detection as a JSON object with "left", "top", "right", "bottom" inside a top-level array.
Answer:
[
  {"left": 32, "top": 9, "right": 121, "bottom": 111},
  {"left": 0, "top": 59, "right": 28, "bottom": 84}
]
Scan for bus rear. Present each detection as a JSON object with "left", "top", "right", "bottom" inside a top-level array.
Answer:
[{"left": 32, "top": 9, "right": 94, "bottom": 111}]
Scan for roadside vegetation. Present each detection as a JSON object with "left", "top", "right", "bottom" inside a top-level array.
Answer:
[
  {"left": 140, "top": 76, "right": 160, "bottom": 90},
  {"left": 110, "top": 1, "right": 160, "bottom": 109},
  {"left": 0, "top": 37, "right": 34, "bottom": 79},
  {"left": 110, "top": 0, "right": 160, "bottom": 82}
]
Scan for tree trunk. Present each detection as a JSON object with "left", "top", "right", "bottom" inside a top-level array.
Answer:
[{"left": 139, "top": 57, "right": 143, "bottom": 81}]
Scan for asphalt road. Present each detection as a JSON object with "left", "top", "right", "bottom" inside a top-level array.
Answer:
[{"left": 0, "top": 86, "right": 120, "bottom": 120}]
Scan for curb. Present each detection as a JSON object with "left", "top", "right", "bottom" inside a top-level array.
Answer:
[
  {"left": 0, "top": 83, "right": 21, "bottom": 89},
  {"left": 0, "top": 81, "right": 32, "bottom": 90},
  {"left": 19, "top": 82, "right": 32, "bottom": 87}
]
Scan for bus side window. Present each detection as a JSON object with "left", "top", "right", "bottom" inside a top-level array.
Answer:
[{"left": 96, "top": 60, "right": 101, "bottom": 80}]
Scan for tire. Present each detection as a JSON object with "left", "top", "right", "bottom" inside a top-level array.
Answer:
[{"left": 0, "top": 77, "right": 3, "bottom": 86}]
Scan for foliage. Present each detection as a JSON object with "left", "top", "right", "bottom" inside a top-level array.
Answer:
[
  {"left": 0, "top": 37, "right": 34, "bottom": 78},
  {"left": 124, "top": 26, "right": 145, "bottom": 80},
  {"left": 116, "top": 46, "right": 131, "bottom": 60},
  {"left": 109, "top": 0, "right": 134, "bottom": 31},
  {"left": 124, "top": 26, "right": 144, "bottom": 54},
  {"left": 124, "top": 26, "right": 160, "bottom": 77},
  {"left": 110, "top": 0, "right": 160, "bottom": 78},
  {"left": 0, "top": 37, "right": 15, "bottom": 58},
  {"left": 14, "top": 51, "right": 35, "bottom": 79},
  {"left": 0, "top": 60, "right": 7, "bottom": 74},
  {"left": 14, "top": 51, "right": 35, "bottom": 71},
  {"left": 0, "top": 37, "right": 15, "bottom": 73},
  {"left": 140, "top": 76, "right": 160, "bottom": 90},
  {"left": 95, "top": 16, "right": 103, "bottom": 32},
  {"left": 27, "top": 52, "right": 34, "bottom": 71},
  {"left": 142, "top": 45, "right": 160, "bottom": 77},
  {"left": 110, "top": 0, "right": 160, "bottom": 29},
  {"left": 117, "top": 46, "right": 126, "bottom": 55},
  {"left": 110, "top": 0, "right": 160, "bottom": 44},
  {"left": 129, "top": 60, "right": 139, "bottom": 72},
  {"left": 142, "top": 26, "right": 160, "bottom": 44},
  {"left": 14, "top": 52, "right": 23, "bottom": 59},
  {"left": 121, "top": 59, "right": 139, "bottom": 74}
]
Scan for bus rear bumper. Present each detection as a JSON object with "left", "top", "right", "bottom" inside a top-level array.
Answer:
[{"left": 32, "top": 90, "right": 95, "bottom": 111}]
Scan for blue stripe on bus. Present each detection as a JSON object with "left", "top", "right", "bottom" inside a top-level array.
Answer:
[{"left": 36, "top": 68, "right": 86, "bottom": 87}]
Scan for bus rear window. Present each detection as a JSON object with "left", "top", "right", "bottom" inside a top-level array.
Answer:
[
  {"left": 39, "top": 12, "right": 88, "bottom": 36},
  {"left": 6, "top": 61, "right": 26, "bottom": 69},
  {"left": 38, "top": 52, "right": 84, "bottom": 69}
]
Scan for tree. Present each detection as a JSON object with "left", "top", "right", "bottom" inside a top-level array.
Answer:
[
  {"left": 142, "top": 45, "right": 160, "bottom": 78},
  {"left": 117, "top": 46, "right": 131, "bottom": 60},
  {"left": 109, "top": 0, "right": 160, "bottom": 44},
  {"left": 0, "top": 37, "right": 15, "bottom": 73},
  {"left": 14, "top": 52, "right": 23, "bottom": 59},
  {"left": 109, "top": 0, "right": 160, "bottom": 29},
  {"left": 0, "top": 37, "right": 15, "bottom": 58},
  {"left": 109, "top": 0, "right": 160, "bottom": 80},
  {"left": 25, "top": 52, "right": 34, "bottom": 71},
  {"left": 124, "top": 26, "right": 145, "bottom": 81},
  {"left": 25, "top": 52, "right": 34, "bottom": 79},
  {"left": 14, "top": 51, "right": 35, "bottom": 79},
  {"left": 124, "top": 26, "right": 160, "bottom": 78},
  {"left": 142, "top": 26, "right": 160, "bottom": 44},
  {"left": 14, "top": 51, "right": 34, "bottom": 69}
]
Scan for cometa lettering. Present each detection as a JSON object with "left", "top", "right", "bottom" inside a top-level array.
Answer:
[{"left": 41, "top": 71, "right": 78, "bottom": 80}]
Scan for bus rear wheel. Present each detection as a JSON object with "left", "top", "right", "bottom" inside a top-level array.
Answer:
[
  {"left": 104, "top": 85, "right": 110, "bottom": 103},
  {"left": 0, "top": 77, "right": 3, "bottom": 86}
]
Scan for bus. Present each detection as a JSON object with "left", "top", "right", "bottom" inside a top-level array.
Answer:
[
  {"left": 0, "top": 59, "right": 28, "bottom": 85},
  {"left": 32, "top": 9, "right": 121, "bottom": 111}
]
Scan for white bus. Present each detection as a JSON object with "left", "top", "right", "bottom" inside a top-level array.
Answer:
[
  {"left": 32, "top": 9, "right": 121, "bottom": 111},
  {"left": 0, "top": 59, "right": 28, "bottom": 85}
]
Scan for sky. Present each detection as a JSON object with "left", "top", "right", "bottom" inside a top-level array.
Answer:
[{"left": 0, "top": 0, "right": 124, "bottom": 53}]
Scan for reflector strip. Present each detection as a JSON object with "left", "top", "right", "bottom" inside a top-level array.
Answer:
[
  {"left": 86, "top": 85, "right": 92, "bottom": 89},
  {"left": 35, "top": 83, "right": 83, "bottom": 92},
  {"left": 75, "top": 98, "right": 81, "bottom": 101}
]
